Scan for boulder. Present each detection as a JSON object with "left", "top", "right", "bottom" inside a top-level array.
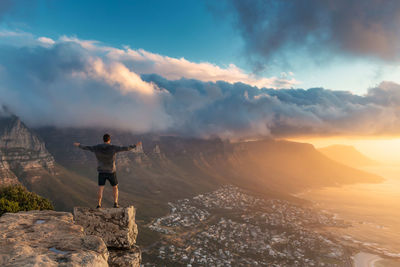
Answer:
[
  {"left": 74, "top": 206, "right": 138, "bottom": 248},
  {"left": 0, "top": 210, "right": 109, "bottom": 267},
  {"left": 108, "top": 246, "right": 141, "bottom": 267}
]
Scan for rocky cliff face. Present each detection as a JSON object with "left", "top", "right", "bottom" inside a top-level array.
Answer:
[
  {"left": 0, "top": 115, "right": 55, "bottom": 186},
  {"left": 0, "top": 160, "right": 19, "bottom": 185},
  {"left": 74, "top": 206, "right": 141, "bottom": 267},
  {"left": 0, "top": 206, "right": 141, "bottom": 267},
  {"left": 74, "top": 207, "right": 138, "bottom": 248}
]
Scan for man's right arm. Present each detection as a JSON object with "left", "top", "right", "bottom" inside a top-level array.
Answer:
[{"left": 73, "top": 142, "right": 95, "bottom": 152}]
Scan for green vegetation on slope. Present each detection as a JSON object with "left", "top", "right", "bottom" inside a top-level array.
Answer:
[{"left": 0, "top": 184, "right": 53, "bottom": 216}]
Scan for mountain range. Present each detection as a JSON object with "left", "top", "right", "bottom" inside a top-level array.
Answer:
[
  {"left": 318, "top": 144, "right": 379, "bottom": 167},
  {"left": 0, "top": 115, "right": 383, "bottom": 224}
]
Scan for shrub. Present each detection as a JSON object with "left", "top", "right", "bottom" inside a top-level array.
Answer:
[{"left": 0, "top": 185, "right": 53, "bottom": 216}]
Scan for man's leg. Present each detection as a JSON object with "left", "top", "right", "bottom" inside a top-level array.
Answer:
[
  {"left": 113, "top": 185, "right": 118, "bottom": 205},
  {"left": 98, "top": 186, "right": 104, "bottom": 207},
  {"left": 110, "top": 172, "right": 119, "bottom": 207},
  {"left": 97, "top": 173, "right": 106, "bottom": 208}
]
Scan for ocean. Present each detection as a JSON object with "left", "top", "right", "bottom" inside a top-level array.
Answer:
[{"left": 298, "top": 165, "right": 400, "bottom": 266}]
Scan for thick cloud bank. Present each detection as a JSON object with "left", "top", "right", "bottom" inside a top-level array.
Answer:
[
  {"left": 217, "top": 0, "right": 400, "bottom": 63},
  {"left": 1, "top": 32, "right": 400, "bottom": 138},
  {"left": 145, "top": 76, "right": 400, "bottom": 138}
]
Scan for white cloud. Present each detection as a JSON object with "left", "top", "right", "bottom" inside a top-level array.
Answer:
[
  {"left": 0, "top": 30, "right": 27, "bottom": 37},
  {"left": 37, "top": 36, "right": 55, "bottom": 46},
  {"left": 2, "top": 30, "right": 400, "bottom": 139},
  {"left": 107, "top": 47, "right": 299, "bottom": 89},
  {"left": 0, "top": 31, "right": 170, "bottom": 133},
  {"left": 52, "top": 34, "right": 299, "bottom": 89},
  {"left": 88, "top": 58, "right": 157, "bottom": 95},
  {"left": 0, "top": 30, "right": 300, "bottom": 89}
]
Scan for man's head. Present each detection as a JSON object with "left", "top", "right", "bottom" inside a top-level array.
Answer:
[{"left": 103, "top": 133, "right": 111, "bottom": 143}]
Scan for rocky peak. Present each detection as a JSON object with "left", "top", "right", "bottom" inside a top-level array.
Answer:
[
  {"left": 0, "top": 115, "right": 55, "bottom": 185},
  {"left": 135, "top": 142, "right": 144, "bottom": 154},
  {"left": 153, "top": 144, "right": 161, "bottom": 154},
  {"left": 116, "top": 143, "right": 152, "bottom": 169},
  {"left": 149, "top": 144, "right": 166, "bottom": 160}
]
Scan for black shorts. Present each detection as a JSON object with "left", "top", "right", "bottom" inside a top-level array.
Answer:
[{"left": 98, "top": 172, "right": 118, "bottom": 186}]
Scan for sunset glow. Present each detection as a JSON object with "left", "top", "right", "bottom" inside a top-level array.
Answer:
[{"left": 290, "top": 137, "right": 400, "bottom": 164}]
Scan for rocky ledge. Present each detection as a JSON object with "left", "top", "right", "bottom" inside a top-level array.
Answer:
[
  {"left": 74, "top": 206, "right": 141, "bottom": 266},
  {"left": 0, "top": 206, "right": 141, "bottom": 267},
  {"left": 74, "top": 206, "right": 138, "bottom": 248},
  {"left": 0, "top": 210, "right": 109, "bottom": 266}
]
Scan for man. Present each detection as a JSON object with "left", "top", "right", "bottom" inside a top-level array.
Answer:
[{"left": 73, "top": 133, "right": 141, "bottom": 208}]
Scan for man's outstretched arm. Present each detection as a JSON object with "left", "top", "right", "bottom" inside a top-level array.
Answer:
[
  {"left": 73, "top": 142, "right": 95, "bottom": 152},
  {"left": 114, "top": 141, "right": 142, "bottom": 152}
]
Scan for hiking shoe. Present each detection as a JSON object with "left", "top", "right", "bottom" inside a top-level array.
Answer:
[
  {"left": 96, "top": 205, "right": 101, "bottom": 209},
  {"left": 113, "top": 203, "right": 119, "bottom": 208}
]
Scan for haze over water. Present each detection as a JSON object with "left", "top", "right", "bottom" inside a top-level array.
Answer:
[{"left": 299, "top": 164, "right": 400, "bottom": 265}]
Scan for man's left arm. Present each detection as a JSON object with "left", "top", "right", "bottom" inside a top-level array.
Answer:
[{"left": 114, "top": 141, "right": 142, "bottom": 152}]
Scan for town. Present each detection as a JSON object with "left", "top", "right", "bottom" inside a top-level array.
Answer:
[{"left": 143, "top": 185, "right": 354, "bottom": 266}]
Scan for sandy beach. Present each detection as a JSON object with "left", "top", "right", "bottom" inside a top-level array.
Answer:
[{"left": 353, "top": 252, "right": 382, "bottom": 267}]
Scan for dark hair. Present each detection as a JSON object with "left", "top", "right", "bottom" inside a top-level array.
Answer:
[{"left": 103, "top": 133, "right": 111, "bottom": 142}]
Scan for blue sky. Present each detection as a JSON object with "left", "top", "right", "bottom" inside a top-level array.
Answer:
[
  {"left": 2, "top": 0, "right": 242, "bottom": 67},
  {"left": 2, "top": 0, "right": 400, "bottom": 94},
  {"left": 2, "top": 0, "right": 400, "bottom": 139}
]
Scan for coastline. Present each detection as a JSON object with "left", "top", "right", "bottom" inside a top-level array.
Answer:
[{"left": 353, "top": 252, "right": 382, "bottom": 267}]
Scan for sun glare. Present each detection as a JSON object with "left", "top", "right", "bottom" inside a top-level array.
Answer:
[{"left": 289, "top": 137, "right": 400, "bottom": 164}]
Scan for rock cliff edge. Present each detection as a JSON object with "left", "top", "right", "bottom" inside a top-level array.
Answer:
[{"left": 0, "top": 206, "right": 141, "bottom": 267}]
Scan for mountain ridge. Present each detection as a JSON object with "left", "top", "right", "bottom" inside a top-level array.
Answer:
[
  {"left": 0, "top": 115, "right": 384, "bottom": 223},
  {"left": 35, "top": 127, "right": 383, "bottom": 196},
  {"left": 318, "top": 144, "right": 379, "bottom": 168}
]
